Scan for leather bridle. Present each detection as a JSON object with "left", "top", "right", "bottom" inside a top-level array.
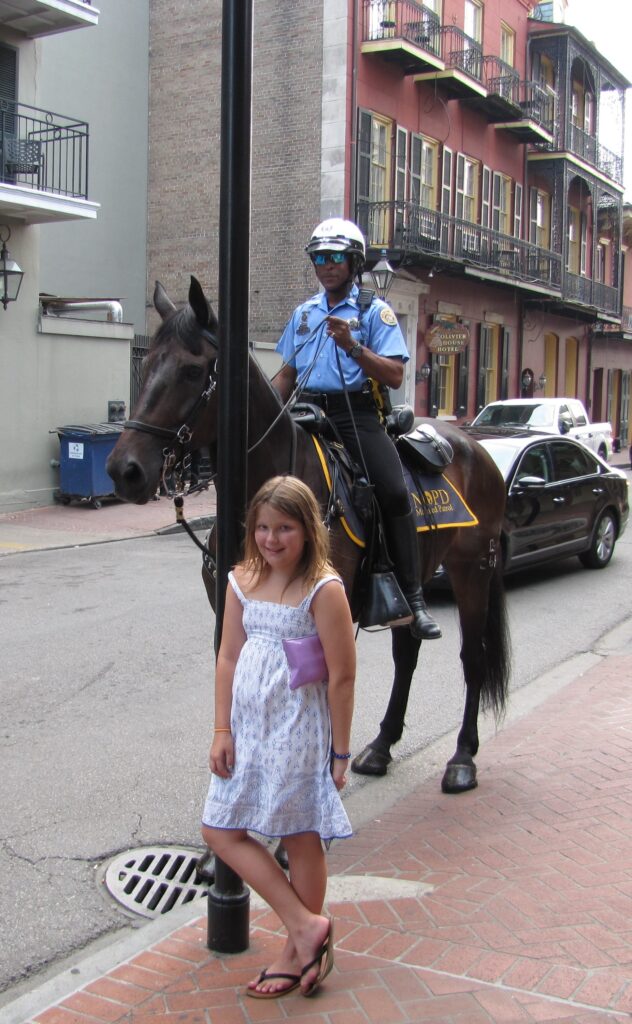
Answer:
[{"left": 123, "top": 353, "right": 218, "bottom": 493}]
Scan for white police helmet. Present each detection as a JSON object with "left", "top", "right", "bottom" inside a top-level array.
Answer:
[{"left": 305, "top": 218, "right": 366, "bottom": 265}]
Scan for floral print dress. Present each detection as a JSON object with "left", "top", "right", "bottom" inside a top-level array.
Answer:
[{"left": 202, "top": 572, "right": 352, "bottom": 841}]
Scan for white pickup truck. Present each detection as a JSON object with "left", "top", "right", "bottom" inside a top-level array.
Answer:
[{"left": 471, "top": 397, "right": 613, "bottom": 461}]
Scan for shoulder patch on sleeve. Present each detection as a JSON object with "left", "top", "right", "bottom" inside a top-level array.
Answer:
[{"left": 380, "top": 306, "right": 398, "bottom": 326}]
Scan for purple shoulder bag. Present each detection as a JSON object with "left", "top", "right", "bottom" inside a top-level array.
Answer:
[{"left": 282, "top": 633, "right": 329, "bottom": 690}]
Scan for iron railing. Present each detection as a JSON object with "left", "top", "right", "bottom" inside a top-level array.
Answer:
[
  {"left": 482, "top": 55, "right": 519, "bottom": 99},
  {"left": 439, "top": 24, "right": 483, "bottom": 81},
  {"left": 564, "top": 272, "right": 620, "bottom": 315},
  {"left": 567, "top": 123, "right": 622, "bottom": 183},
  {"left": 361, "top": 199, "right": 622, "bottom": 314},
  {"left": 0, "top": 96, "right": 89, "bottom": 199},
  {"left": 362, "top": 0, "right": 442, "bottom": 58},
  {"left": 358, "top": 201, "right": 621, "bottom": 314}
]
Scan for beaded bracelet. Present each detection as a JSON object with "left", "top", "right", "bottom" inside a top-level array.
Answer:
[{"left": 331, "top": 749, "right": 351, "bottom": 760}]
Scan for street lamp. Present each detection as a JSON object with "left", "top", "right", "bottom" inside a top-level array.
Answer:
[
  {"left": 415, "top": 362, "right": 431, "bottom": 384},
  {"left": 370, "top": 249, "right": 396, "bottom": 301},
  {"left": 0, "top": 226, "right": 24, "bottom": 310}
]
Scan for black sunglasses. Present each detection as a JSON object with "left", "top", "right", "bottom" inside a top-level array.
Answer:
[{"left": 310, "top": 252, "right": 347, "bottom": 266}]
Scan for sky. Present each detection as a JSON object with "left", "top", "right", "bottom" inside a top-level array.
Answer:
[{"left": 564, "top": 0, "right": 632, "bottom": 198}]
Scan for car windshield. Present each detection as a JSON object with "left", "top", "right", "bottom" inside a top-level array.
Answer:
[
  {"left": 476, "top": 403, "right": 555, "bottom": 428},
  {"left": 478, "top": 439, "right": 523, "bottom": 479}
]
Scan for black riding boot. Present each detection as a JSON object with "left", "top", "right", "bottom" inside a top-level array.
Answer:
[{"left": 384, "top": 511, "right": 442, "bottom": 640}]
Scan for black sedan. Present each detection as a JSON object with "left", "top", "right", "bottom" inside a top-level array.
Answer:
[{"left": 462, "top": 428, "right": 629, "bottom": 573}]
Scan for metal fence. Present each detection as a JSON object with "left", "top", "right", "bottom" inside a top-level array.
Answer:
[{"left": 131, "top": 334, "right": 151, "bottom": 413}]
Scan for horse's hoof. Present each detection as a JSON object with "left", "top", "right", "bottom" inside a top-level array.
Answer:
[
  {"left": 441, "top": 763, "right": 478, "bottom": 793},
  {"left": 351, "top": 745, "right": 392, "bottom": 776}
]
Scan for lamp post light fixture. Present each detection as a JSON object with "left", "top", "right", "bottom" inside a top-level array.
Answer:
[
  {"left": 0, "top": 226, "right": 24, "bottom": 310},
  {"left": 521, "top": 368, "right": 534, "bottom": 391},
  {"left": 521, "top": 368, "right": 547, "bottom": 394},
  {"left": 415, "top": 362, "right": 431, "bottom": 384},
  {"left": 370, "top": 249, "right": 396, "bottom": 302}
]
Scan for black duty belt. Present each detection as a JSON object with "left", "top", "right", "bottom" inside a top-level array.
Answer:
[{"left": 301, "top": 386, "right": 375, "bottom": 414}]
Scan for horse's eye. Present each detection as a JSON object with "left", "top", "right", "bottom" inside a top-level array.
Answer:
[{"left": 183, "top": 365, "right": 204, "bottom": 382}]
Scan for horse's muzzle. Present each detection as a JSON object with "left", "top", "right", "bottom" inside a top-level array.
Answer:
[{"left": 106, "top": 436, "right": 161, "bottom": 504}]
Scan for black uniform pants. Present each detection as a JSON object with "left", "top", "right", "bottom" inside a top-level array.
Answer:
[{"left": 327, "top": 404, "right": 410, "bottom": 519}]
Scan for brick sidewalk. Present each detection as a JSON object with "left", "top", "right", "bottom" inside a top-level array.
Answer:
[{"left": 21, "top": 651, "right": 632, "bottom": 1024}]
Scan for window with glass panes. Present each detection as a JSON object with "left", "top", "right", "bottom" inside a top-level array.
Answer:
[
  {"left": 464, "top": 0, "right": 483, "bottom": 42},
  {"left": 500, "top": 22, "right": 514, "bottom": 66},
  {"left": 436, "top": 353, "right": 455, "bottom": 415},
  {"left": 411, "top": 134, "right": 438, "bottom": 210}
]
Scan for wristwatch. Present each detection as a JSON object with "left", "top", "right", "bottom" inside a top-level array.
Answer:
[{"left": 348, "top": 341, "right": 363, "bottom": 360}]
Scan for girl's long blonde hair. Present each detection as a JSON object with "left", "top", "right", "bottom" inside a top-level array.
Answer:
[{"left": 241, "top": 476, "right": 335, "bottom": 589}]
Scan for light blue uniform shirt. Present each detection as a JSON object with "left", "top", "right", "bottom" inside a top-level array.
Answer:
[{"left": 276, "top": 284, "right": 409, "bottom": 393}]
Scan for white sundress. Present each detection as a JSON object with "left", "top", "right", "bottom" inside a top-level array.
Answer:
[{"left": 201, "top": 571, "right": 352, "bottom": 842}]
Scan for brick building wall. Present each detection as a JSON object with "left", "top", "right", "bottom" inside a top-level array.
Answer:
[{"left": 147, "top": 0, "right": 327, "bottom": 345}]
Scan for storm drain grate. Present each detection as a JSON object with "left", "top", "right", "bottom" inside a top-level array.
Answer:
[{"left": 104, "top": 846, "right": 210, "bottom": 918}]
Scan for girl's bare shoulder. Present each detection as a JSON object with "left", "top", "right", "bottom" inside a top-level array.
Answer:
[{"left": 232, "top": 563, "right": 259, "bottom": 594}]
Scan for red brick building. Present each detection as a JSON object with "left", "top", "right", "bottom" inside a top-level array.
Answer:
[{"left": 147, "top": 0, "right": 631, "bottom": 447}]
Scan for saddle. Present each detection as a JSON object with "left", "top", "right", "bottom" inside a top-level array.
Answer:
[{"left": 396, "top": 423, "right": 454, "bottom": 474}]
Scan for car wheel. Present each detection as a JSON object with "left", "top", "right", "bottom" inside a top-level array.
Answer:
[{"left": 579, "top": 510, "right": 617, "bottom": 569}]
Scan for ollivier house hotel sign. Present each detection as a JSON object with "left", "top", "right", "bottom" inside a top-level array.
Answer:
[{"left": 426, "top": 318, "right": 470, "bottom": 354}]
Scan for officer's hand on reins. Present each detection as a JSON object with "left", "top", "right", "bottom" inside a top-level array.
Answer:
[{"left": 325, "top": 316, "right": 353, "bottom": 353}]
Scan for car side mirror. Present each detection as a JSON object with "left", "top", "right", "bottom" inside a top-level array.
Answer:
[
  {"left": 513, "top": 474, "right": 545, "bottom": 490},
  {"left": 559, "top": 417, "right": 572, "bottom": 435}
]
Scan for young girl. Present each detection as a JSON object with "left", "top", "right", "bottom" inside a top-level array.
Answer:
[{"left": 201, "top": 475, "right": 356, "bottom": 1000}]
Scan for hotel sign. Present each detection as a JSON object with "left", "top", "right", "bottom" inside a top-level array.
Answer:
[{"left": 426, "top": 320, "right": 470, "bottom": 354}]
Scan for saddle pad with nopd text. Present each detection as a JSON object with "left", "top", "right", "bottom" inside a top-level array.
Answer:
[
  {"left": 310, "top": 435, "right": 478, "bottom": 547},
  {"left": 403, "top": 465, "right": 479, "bottom": 532}
]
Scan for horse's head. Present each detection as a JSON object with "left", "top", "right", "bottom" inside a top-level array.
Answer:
[{"left": 106, "top": 276, "right": 219, "bottom": 503}]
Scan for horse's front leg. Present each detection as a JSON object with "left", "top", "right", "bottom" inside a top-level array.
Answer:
[{"left": 351, "top": 627, "right": 421, "bottom": 776}]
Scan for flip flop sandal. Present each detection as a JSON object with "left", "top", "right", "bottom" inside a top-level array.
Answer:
[
  {"left": 244, "top": 968, "right": 301, "bottom": 1000},
  {"left": 300, "top": 917, "right": 335, "bottom": 997}
]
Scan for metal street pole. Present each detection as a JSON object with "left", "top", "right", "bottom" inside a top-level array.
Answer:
[{"left": 207, "top": 0, "right": 253, "bottom": 954}]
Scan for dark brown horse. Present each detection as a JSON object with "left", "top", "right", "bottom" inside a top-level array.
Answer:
[{"left": 107, "top": 277, "right": 510, "bottom": 793}]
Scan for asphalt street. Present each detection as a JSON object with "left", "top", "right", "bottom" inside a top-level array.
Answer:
[{"left": 2, "top": 510, "right": 632, "bottom": 1002}]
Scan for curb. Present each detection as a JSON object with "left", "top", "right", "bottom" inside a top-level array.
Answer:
[{"left": 156, "top": 514, "right": 215, "bottom": 537}]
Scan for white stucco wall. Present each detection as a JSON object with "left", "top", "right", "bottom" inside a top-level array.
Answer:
[
  {"left": 37, "top": 0, "right": 150, "bottom": 333},
  {"left": 0, "top": 224, "right": 133, "bottom": 511}
]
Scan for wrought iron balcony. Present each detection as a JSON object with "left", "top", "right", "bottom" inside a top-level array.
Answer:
[
  {"left": 564, "top": 272, "right": 620, "bottom": 316},
  {"left": 413, "top": 24, "right": 485, "bottom": 97},
  {"left": 361, "top": 0, "right": 443, "bottom": 74},
  {"left": 482, "top": 55, "right": 519, "bottom": 108},
  {"left": 0, "top": 97, "right": 94, "bottom": 223},
  {"left": 478, "top": 64, "right": 555, "bottom": 142},
  {"left": 358, "top": 199, "right": 622, "bottom": 315},
  {"left": 0, "top": 0, "right": 97, "bottom": 37},
  {"left": 567, "top": 123, "right": 622, "bottom": 183},
  {"left": 357, "top": 199, "right": 563, "bottom": 292}
]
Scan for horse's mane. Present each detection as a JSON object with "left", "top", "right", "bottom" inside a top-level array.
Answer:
[
  {"left": 154, "top": 306, "right": 214, "bottom": 357},
  {"left": 249, "top": 347, "right": 284, "bottom": 412}
]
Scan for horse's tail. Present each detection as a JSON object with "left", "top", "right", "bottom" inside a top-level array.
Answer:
[{"left": 479, "top": 562, "right": 511, "bottom": 717}]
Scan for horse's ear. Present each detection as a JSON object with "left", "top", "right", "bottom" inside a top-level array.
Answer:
[
  {"left": 189, "top": 276, "right": 218, "bottom": 336},
  {"left": 154, "top": 281, "right": 176, "bottom": 321}
]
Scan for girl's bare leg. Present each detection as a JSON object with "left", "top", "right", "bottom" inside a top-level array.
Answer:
[
  {"left": 202, "top": 826, "right": 330, "bottom": 996},
  {"left": 252, "top": 832, "right": 328, "bottom": 994}
]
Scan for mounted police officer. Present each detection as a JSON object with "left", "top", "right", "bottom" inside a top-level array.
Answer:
[{"left": 273, "top": 218, "right": 441, "bottom": 641}]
